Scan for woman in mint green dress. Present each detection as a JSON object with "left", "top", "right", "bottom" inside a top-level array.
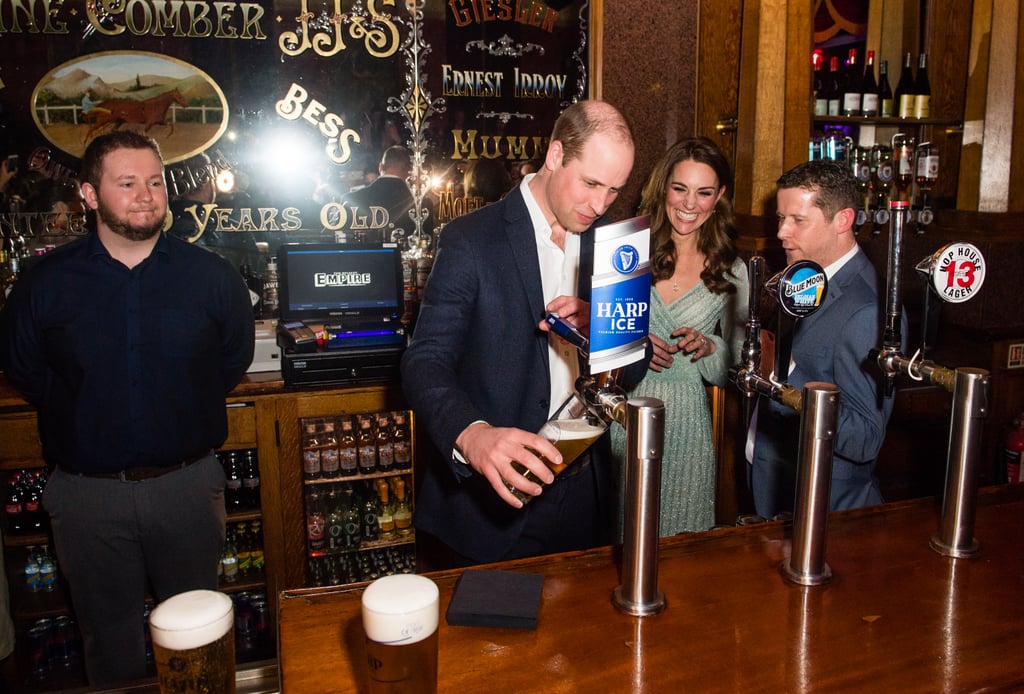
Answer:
[{"left": 612, "top": 137, "right": 748, "bottom": 538}]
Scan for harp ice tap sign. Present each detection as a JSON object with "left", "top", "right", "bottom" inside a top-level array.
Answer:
[{"left": 588, "top": 216, "right": 652, "bottom": 373}]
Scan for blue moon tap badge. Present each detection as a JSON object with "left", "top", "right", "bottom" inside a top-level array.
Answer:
[{"left": 776, "top": 260, "right": 828, "bottom": 318}]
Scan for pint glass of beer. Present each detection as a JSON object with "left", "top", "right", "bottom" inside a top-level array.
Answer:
[
  {"left": 361, "top": 574, "right": 439, "bottom": 693},
  {"left": 149, "top": 589, "right": 236, "bottom": 694},
  {"left": 509, "top": 391, "right": 609, "bottom": 504}
]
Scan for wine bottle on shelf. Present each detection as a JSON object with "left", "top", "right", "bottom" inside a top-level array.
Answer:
[
  {"left": 913, "top": 53, "right": 931, "bottom": 119},
  {"left": 860, "top": 50, "right": 879, "bottom": 117},
  {"left": 895, "top": 52, "right": 916, "bottom": 119},
  {"left": 878, "top": 60, "right": 894, "bottom": 118},
  {"left": 813, "top": 52, "right": 828, "bottom": 116},
  {"left": 827, "top": 56, "right": 842, "bottom": 116},
  {"left": 840, "top": 48, "right": 862, "bottom": 117}
]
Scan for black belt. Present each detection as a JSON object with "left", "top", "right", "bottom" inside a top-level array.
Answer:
[
  {"left": 59, "top": 449, "right": 213, "bottom": 482},
  {"left": 555, "top": 449, "right": 594, "bottom": 481}
]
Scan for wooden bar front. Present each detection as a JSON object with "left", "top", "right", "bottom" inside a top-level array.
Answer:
[{"left": 279, "top": 485, "right": 1024, "bottom": 692}]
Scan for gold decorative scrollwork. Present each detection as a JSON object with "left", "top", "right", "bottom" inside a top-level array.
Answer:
[{"left": 279, "top": 0, "right": 399, "bottom": 59}]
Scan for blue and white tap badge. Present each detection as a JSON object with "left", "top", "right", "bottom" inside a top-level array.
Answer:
[
  {"left": 589, "top": 216, "right": 652, "bottom": 373},
  {"left": 777, "top": 260, "right": 828, "bottom": 318}
]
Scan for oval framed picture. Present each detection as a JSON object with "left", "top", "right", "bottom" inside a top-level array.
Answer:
[{"left": 31, "top": 50, "right": 228, "bottom": 164}]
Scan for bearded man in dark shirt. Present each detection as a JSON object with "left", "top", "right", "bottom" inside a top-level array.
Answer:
[{"left": 0, "top": 130, "right": 254, "bottom": 685}]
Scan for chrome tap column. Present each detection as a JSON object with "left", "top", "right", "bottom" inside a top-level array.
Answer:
[
  {"left": 782, "top": 382, "right": 840, "bottom": 585},
  {"left": 873, "top": 193, "right": 990, "bottom": 556},
  {"left": 613, "top": 396, "right": 666, "bottom": 616},
  {"left": 731, "top": 256, "right": 836, "bottom": 585}
]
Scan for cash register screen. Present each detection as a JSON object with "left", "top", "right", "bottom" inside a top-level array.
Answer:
[{"left": 277, "top": 243, "right": 403, "bottom": 324}]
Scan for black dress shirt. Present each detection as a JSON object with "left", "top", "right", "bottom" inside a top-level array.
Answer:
[{"left": 0, "top": 232, "right": 255, "bottom": 473}]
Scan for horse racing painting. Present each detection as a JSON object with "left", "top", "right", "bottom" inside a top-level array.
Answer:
[{"left": 31, "top": 51, "right": 228, "bottom": 164}]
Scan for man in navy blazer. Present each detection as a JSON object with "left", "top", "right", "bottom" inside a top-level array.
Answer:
[
  {"left": 751, "top": 160, "right": 904, "bottom": 518},
  {"left": 339, "top": 145, "right": 432, "bottom": 244},
  {"left": 401, "top": 101, "right": 640, "bottom": 565}
]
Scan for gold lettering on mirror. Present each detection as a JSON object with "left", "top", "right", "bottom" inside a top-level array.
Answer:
[
  {"left": 84, "top": 0, "right": 268, "bottom": 39},
  {"left": 279, "top": 0, "right": 400, "bottom": 58}
]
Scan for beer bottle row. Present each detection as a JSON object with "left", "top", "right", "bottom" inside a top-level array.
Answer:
[
  {"left": 813, "top": 48, "right": 930, "bottom": 120},
  {"left": 301, "top": 410, "right": 412, "bottom": 480},
  {"left": 219, "top": 520, "right": 265, "bottom": 585},
  {"left": 305, "top": 476, "right": 413, "bottom": 555},
  {"left": 307, "top": 546, "right": 416, "bottom": 587}
]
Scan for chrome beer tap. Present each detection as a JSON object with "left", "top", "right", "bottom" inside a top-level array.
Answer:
[
  {"left": 546, "top": 312, "right": 665, "bottom": 615},
  {"left": 869, "top": 198, "right": 990, "bottom": 558},
  {"left": 730, "top": 257, "right": 837, "bottom": 585}
]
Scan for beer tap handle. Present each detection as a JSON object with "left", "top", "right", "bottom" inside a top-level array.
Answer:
[
  {"left": 877, "top": 199, "right": 909, "bottom": 400},
  {"left": 741, "top": 257, "right": 766, "bottom": 372},
  {"left": 774, "top": 315, "right": 795, "bottom": 384},
  {"left": 738, "top": 256, "right": 766, "bottom": 426},
  {"left": 545, "top": 312, "right": 589, "bottom": 356},
  {"left": 920, "top": 281, "right": 941, "bottom": 360}
]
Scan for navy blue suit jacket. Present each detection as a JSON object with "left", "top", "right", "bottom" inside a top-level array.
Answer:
[
  {"left": 752, "top": 248, "right": 903, "bottom": 518},
  {"left": 401, "top": 186, "right": 645, "bottom": 562}
]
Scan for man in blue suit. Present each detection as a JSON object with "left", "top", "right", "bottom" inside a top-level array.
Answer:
[
  {"left": 751, "top": 159, "right": 903, "bottom": 518},
  {"left": 401, "top": 100, "right": 641, "bottom": 565}
]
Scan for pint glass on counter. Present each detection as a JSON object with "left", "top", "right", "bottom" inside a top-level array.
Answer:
[
  {"left": 149, "top": 589, "right": 236, "bottom": 694},
  {"left": 361, "top": 574, "right": 439, "bottom": 693}
]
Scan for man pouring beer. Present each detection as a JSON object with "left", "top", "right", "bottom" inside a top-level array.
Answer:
[{"left": 401, "top": 100, "right": 648, "bottom": 566}]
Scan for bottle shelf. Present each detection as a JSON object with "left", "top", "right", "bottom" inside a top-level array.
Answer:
[
  {"left": 309, "top": 534, "right": 415, "bottom": 558},
  {"left": 302, "top": 468, "right": 413, "bottom": 485},
  {"left": 813, "top": 115, "right": 962, "bottom": 129},
  {"left": 4, "top": 528, "right": 50, "bottom": 547}
]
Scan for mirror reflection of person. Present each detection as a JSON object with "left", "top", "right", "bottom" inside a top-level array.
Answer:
[
  {"left": 463, "top": 158, "right": 511, "bottom": 206},
  {"left": 401, "top": 100, "right": 649, "bottom": 567},
  {"left": 0, "top": 131, "right": 254, "bottom": 686},
  {"left": 24, "top": 177, "right": 87, "bottom": 250},
  {"left": 166, "top": 152, "right": 259, "bottom": 270},
  {"left": 337, "top": 145, "right": 432, "bottom": 244},
  {"left": 750, "top": 159, "right": 907, "bottom": 518}
]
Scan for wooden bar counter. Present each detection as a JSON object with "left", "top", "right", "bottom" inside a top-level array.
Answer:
[{"left": 279, "top": 484, "right": 1024, "bottom": 692}]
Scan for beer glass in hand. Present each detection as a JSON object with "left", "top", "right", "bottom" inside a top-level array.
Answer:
[
  {"left": 508, "top": 390, "right": 609, "bottom": 505},
  {"left": 149, "top": 589, "right": 236, "bottom": 694},
  {"left": 362, "top": 574, "right": 439, "bottom": 694}
]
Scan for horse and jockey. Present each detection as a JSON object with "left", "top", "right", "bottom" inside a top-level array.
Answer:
[{"left": 82, "top": 88, "right": 188, "bottom": 142}]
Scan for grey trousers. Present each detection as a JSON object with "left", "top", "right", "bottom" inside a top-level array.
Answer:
[{"left": 41, "top": 456, "right": 226, "bottom": 685}]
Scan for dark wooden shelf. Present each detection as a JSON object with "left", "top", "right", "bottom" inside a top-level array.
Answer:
[{"left": 813, "top": 115, "right": 962, "bottom": 129}]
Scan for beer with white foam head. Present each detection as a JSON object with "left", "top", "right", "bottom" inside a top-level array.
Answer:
[
  {"left": 149, "top": 589, "right": 235, "bottom": 694},
  {"left": 361, "top": 574, "right": 439, "bottom": 693}
]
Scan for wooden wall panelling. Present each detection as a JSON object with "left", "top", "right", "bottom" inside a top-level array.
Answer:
[
  {"left": 696, "top": 0, "right": 743, "bottom": 171},
  {"left": 958, "top": 0, "right": 1021, "bottom": 212}
]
